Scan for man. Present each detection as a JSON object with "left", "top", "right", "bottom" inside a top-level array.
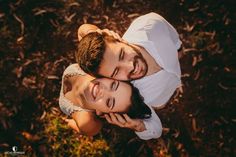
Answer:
[{"left": 76, "top": 12, "right": 182, "bottom": 139}]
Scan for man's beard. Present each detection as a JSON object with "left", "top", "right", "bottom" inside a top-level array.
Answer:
[{"left": 127, "top": 44, "right": 148, "bottom": 80}]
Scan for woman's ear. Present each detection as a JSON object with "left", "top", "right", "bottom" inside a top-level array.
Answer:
[{"left": 95, "top": 110, "right": 103, "bottom": 116}]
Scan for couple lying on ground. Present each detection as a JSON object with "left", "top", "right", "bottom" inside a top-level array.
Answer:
[{"left": 59, "top": 12, "right": 182, "bottom": 140}]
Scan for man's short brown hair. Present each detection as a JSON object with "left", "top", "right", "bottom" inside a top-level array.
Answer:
[{"left": 76, "top": 32, "right": 116, "bottom": 76}]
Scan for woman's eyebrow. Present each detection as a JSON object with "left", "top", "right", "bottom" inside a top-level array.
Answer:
[
  {"left": 115, "top": 81, "right": 120, "bottom": 90},
  {"left": 111, "top": 98, "right": 115, "bottom": 110}
]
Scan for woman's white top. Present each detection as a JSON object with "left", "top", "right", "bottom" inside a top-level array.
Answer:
[{"left": 59, "top": 64, "right": 92, "bottom": 116}]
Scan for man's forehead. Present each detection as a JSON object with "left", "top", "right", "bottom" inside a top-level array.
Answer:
[
  {"left": 98, "top": 42, "right": 120, "bottom": 75},
  {"left": 98, "top": 56, "right": 114, "bottom": 76},
  {"left": 105, "top": 41, "right": 121, "bottom": 54}
]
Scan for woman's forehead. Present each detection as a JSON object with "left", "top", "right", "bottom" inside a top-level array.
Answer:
[{"left": 113, "top": 82, "right": 132, "bottom": 112}]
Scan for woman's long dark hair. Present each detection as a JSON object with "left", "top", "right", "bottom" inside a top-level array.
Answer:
[{"left": 126, "top": 83, "right": 151, "bottom": 119}]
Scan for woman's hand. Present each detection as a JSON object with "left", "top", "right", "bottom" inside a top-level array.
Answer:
[
  {"left": 88, "top": 28, "right": 127, "bottom": 43},
  {"left": 78, "top": 24, "right": 127, "bottom": 43},
  {"left": 63, "top": 118, "right": 80, "bottom": 132},
  {"left": 104, "top": 113, "right": 146, "bottom": 132}
]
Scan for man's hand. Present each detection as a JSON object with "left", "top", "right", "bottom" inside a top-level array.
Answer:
[{"left": 104, "top": 113, "right": 146, "bottom": 132}]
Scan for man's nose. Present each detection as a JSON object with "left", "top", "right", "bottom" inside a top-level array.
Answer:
[{"left": 120, "top": 60, "right": 134, "bottom": 73}]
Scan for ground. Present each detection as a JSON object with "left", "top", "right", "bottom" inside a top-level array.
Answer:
[{"left": 0, "top": 0, "right": 235, "bottom": 156}]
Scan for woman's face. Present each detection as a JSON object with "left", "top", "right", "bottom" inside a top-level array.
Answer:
[{"left": 83, "top": 78, "right": 132, "bottom": 113}]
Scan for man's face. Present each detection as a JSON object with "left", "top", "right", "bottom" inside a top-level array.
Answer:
[{"left": 98, "top": 41, "right": 148, "bottom": 81}]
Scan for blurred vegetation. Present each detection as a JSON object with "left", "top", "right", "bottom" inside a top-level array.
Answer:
[
  {"left": 40, "top": 111, "right": 111, "bottom": 157},
  {"left": 0, "top": 0, "right": 235, "bottom": 156}
]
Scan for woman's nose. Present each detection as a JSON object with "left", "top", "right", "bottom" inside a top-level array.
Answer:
[{"left": 96, "top": 83, "right": 105, "bottom": 100}]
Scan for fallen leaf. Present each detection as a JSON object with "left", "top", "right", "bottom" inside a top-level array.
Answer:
[
  {"left": 192, "top": 118, "right": 198, "bottom": 132},
  {"left": 21, "top": 131, "right": 40, "bottom": 142}
]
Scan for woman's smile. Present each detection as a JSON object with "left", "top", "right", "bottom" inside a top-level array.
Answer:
[
  {"left": 91, "top": 81, "right": 102, "bottom": 101},
  {"left": 82, "top": 77, "right": 132, "bottom": 113}
]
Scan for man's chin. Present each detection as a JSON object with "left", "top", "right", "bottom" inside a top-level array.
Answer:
[{"left": 130, "top": 73, "right": 145, "bottom": 80}]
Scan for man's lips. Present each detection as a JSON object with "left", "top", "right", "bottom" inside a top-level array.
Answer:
[
  {"left": 133, "top": 62, "right": 139, "bottom": 75},
  {"left": 131, "top": 59, "right": 141, "bottom": 76}
]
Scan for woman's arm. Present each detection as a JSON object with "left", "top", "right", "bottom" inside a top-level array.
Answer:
[
  {"left": 71, "top": 111, "right": 103, "bottom": 136},
  {"left": 78, "top": 24, "right": 125, "bottom": 42},
  {"left": 78, "top": 24, "right": 100, "bottom": 41}
]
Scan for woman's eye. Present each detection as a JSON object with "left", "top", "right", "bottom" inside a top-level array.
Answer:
[
  {"left": 106, "top": 98, "right": 112, "bottom": 108},
  {"left": 111, "top": 81, "right": 116, "bottom": 90}
]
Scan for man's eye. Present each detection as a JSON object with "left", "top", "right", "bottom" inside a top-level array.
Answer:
[
  {"left": 121, "top": 51, "right": 125, "bottom": 60},
  {"left": 121, "top": 50, "right": 124, "bottom": 60},
  {"left": 119, "top": 49, "right": 125, "bottom": 61},
  {"left": 112, "top": 68, "right": 119, "bottom": 78}
]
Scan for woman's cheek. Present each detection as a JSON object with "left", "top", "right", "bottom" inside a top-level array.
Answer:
[{"left": 95, "top": 100, "right": 106, "bottom": 111}]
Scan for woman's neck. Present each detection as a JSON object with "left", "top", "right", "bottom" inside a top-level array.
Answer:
[{"left": 64, "top": 75, "right": 92, "bottom": 109}]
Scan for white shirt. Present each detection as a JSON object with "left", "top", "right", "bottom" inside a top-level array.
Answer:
[
  {"left": 123, "top": 13, "right": 182, "bottom": 139},
  {"left": 123, "top": 12, "right": 182, "bottom": 107},
  {"left": 59, "top": 64, "right": 162, "bottom": 139}
]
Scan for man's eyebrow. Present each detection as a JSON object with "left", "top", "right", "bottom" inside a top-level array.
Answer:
[
  {"left": 119, "top": 48, "right": 123, "bottom": 61},
  {"left": 111, "top": 68, "right": 118, "bottom": 78}
]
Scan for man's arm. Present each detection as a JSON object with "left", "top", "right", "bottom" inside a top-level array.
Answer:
[
  {"left": 134, "top": 107, "right": 162, "bottom": 140},
  {"left": 71, "top": 111, "right": 103, "bottom": 136}
]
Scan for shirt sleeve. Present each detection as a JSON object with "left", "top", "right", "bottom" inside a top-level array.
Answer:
[
  {"left": 123, "top": 12, "right": 182, "bottom": 50},
  {"left": 135, "top": 107, "right": 162, "bottom": 140},
  {"left": 145, "top": 12, "right": 182, "bottom": 50}
]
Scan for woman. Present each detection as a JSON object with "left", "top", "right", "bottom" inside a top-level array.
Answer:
[{"left": 59, "top": 64, "right": 151, "bottom": 136}]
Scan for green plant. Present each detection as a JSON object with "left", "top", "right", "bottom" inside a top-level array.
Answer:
[{"left": 41, "top": 112, "right": 112, "bottom": 157}]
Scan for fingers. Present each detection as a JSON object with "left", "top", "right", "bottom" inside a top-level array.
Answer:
[
  {"left": 95, "top": 28, "right": 124, "bottom": 41},
  {"left": 123, "top": 114, "right": 132, "bottom": 123},
  {"left": 100, "top": 29, "right": 124, "bottom": 42},
  {"left": 62, "top": 118, "right": 71, "bottom": 123},
  {"left": 95, "top": 29, "right": 102, "bottom": 34},
  {"left": 110, "top": 31, "right": 120, "bottom": 40},
  {"left": 104, "top": 113, "right": 126, "bottom": 127},
  {"left": 105, "top": 113, "right": 142, "bottom": 131},
  {"left": 104, "top": 114, "right": 112, "bottom": 123},
  {"left": 114, "top": 113, "right": 126, "bottom": 124},
  {"left": 109, "top": 113, "right": 122, "bottom": 126}
]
